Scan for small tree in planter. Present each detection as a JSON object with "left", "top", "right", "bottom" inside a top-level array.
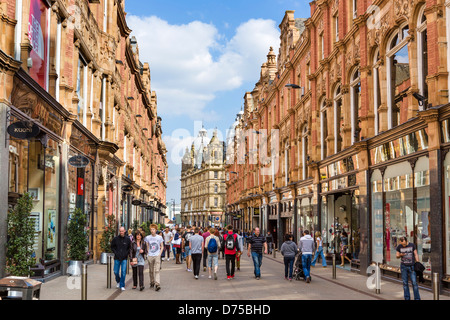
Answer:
[
  {"left": 67, "top": 208, "right": 88, "bottom": 275},
  {"left": 6, "top": 193, "right": 36, "bottom": 277},
  {"left": 99, "top": 214, "right": 116, "bottom": 264}
]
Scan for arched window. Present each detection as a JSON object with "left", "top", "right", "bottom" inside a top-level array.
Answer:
[
  {"left": 373, "top": 48, "right": 381, "bottom": 135},
  {"left": 417, "top": 5, "right": 428, "bottom": 110},
  {"left": 386, "top": 23, "right": 410, "bottom": 129},
  {"left": 320, "top": 99, "right": 328, "bottom": 160},
  {"left": 334, "top": 85, "right": 343, "bottom": 152},
  {"left": 350, "top": 69, "right": 361, "bottom": 143}
]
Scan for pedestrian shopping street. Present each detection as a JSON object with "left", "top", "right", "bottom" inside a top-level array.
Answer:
[{"left": 39, "top": 250, "right": 447, "bottom": 301}]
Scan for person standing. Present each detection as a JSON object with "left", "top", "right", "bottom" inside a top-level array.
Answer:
[
  {"left": 224, "top": 225, "right": 240, "bottom": 280},
  {"left": 202, "top": 227, "right": 211, "bottom": 272},
  {"left": 205, "top": 228, "right": 221, "bottom": 280},
  {"left": 111, "top": 227, "right": 132, "bottom": 291},
  {"left": 266, "top": 231, "right": 273, "bottom": 254},
  {"left": 129, "top": 230, "right": 148, "bottom": 291},
  {"left": 247, "top": 227, "right": 267, "bottom": 280},
  {"left": 396, "top": 236, "right": 421, "bottom": 300},
  {"left": 311, "top": 231, "right": 327, "bottom": 268},
  {"left": 280, "top": 234, "right": 298, "bottom": 281},
  {"left": 144, "top": 224, "right": 164, "bottom": 291},
  {"left": 172, "top": 228, "right": 183, "bottom": 264},
  {"left": 162, "top": 227, "right": 173, "bottom": 262},
  {"left": 183, "top": 226, "right": 194, "bottom": 272},
  {"left": 299, "top": 230, "right": 315, "bottom": 283},
  {"left": 189, "top": 227, "right": 204, "bottom": 279}
]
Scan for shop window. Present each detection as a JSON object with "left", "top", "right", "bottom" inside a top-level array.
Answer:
[
  {"left": 350, "top": 69, "right": 361, "bottom": 143},
  {"left": 8, "top": 137, "right": 28, "bottom": 195},
  {"left": 415, "top": 157, "right": 430, "bottom": 272},
  {"left": 444, "top": 152, "right": 450, "bottom": 275},
  {"left": 387, "top": 24, "right": 410, "bottom": 129},
  {"left": 334, "top": 85, "right": 343, "bottom": 153},
  {"left": 371, "top": 169, "right": 384, "bottom": 263}
]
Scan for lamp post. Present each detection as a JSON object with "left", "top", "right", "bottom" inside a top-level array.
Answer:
[{"left": 285, "top": 84, "right": 305, "bottom": 97}]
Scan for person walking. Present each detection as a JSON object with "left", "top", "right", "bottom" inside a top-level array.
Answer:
[
  {"left": 215, "top": 229, "right": 225, "bottom": 260},
  {"left": 340, "top": 231, "right": 352, "bottom": 267},
  {"left": 224, "top": 225, "right": 240, "bottom": 280},
  {"left": 202, "top": 227, "right": 211, "bottom": 272},
  {"left": 183, "top": 226, "right": 194, "bottom": 272},
  {"left": 189, "top": 227, "right": 204, "bottom": 279},
  {"left": 396, "top": 236, "right": 421, "bottom": 300},
  {"left": 205, "top": 228, "right": 221, "bottom": 280},
  {"left": 111, "top": 227, "right": 132, "bottom": 291},
  {"left": 280, "top": 234, "right": 298, "bottom": 281},
  {"left": 247, "top": 227, "right": 267, "bottom": 280},
  {"left": 235, "top": 230, "right": 244, "bottom": 271},
  {"left": 162, "top": 227, "right": 173, "bottom": 262},
  {"left": 299, "top": 230, "right": 315, "bottom": 283},
  {"left": 129, "top": 230, "right": 148, "bottom": 291},
  {"left": 144, "top": 224, "right": 164, "bottom": 291},
  {"left": 311, "top": 231, "right": 327, "bottom": 268}
]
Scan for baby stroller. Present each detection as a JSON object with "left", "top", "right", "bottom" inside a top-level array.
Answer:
[{"left": 292, "top": 253, "right": 309, "bottom": 281}]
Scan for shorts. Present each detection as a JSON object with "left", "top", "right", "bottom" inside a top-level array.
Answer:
[
  {"left": 207, "top": 254, "right": 219, "bottom": 268},
  {"left": 184, "top": 247, "right": 191, "bottom": 256}
]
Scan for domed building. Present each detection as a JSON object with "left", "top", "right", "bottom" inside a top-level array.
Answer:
[{"left": 180, "top": 128, "right": 226, "bottom": 227}]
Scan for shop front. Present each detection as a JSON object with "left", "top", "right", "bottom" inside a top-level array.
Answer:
[
  {"left": 296, "top": 183, "right": 316, "bottom": 243},
  {"left": 369, "top": 126, "right": 433, "bottom": 279},
  {"left": 319, "top": 154, "right": 364, "bottom": 271},
  {"left": 8, "top": 71, "right": 70, "bottom": 271},
  {"left": 279, "top": 190, "right": 294, "bottom": 239}
]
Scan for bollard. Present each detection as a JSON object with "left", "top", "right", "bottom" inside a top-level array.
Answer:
[
  {"left": 107, "top": 255, "right": 112, "bottom": 289},
  {"left": 433, "top": 272, "right": 440, "bottom": 300},
  {"left": 332, "top": 254, "right": 336, "bottom": 279},
  {"left": 273, "top": 249, "right": 276, "bottom": 258},
  {"left": 375, "top": 263, "right": 381, "bottom": 294},
  {"left": 81, "top": 264, "right": 87, "bottom": 300}
]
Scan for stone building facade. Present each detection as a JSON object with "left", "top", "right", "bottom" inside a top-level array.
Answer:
[
  {"left": 0, "top": 0, "right": 167, "bottom": 279},
  {"left": 181, "top": 129, "right": 226, "bottom": 227},
  {"left": 226, "top": 0, "right": 450, "bottom": 290}
]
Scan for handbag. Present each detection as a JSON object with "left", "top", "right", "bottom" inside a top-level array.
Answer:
[{"left": 131, "top": 257, "right": 138, "bottom": 266}]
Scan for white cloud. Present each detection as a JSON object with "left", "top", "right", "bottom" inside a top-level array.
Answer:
[{"left": 127, "top": 15, "right": 280, "bottom": 120}]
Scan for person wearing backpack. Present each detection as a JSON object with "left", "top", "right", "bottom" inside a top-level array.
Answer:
[
  {"left": 224, "top": 225, "right": 240, "bottom": 280},
  {"left": 205, "top": 228, "right": 221, "bottom": 280}
]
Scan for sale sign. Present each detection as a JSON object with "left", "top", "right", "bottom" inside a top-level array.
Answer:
[
  {"left": 77, "top": 178, "right": 84, "bottom": 196},
  {"left": 28, "top": 0, "right": 49, "bottom": 90}
]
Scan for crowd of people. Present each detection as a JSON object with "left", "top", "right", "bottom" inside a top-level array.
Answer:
[{"left": 110, "top": 223, "right": 422, "bottom": 300}]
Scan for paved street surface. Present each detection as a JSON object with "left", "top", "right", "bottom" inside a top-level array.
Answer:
[{"left": 40, "top": 250, "right": 448, "bottom": 300}]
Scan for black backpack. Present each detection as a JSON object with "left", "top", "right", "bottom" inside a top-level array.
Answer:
[{"left": 226, "top": 233, "right": 236, "bottom": 250}]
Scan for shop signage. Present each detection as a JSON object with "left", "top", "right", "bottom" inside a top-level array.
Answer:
[
  {"left": 7, "top": 121, "right": 40, "bottom": 139},
  {"left": 68, "top": 155, "right": 90, "bottom": 168},
  {"left": 254, "top": 208, "right": 260, "bottom": 216},
  {"left": 132, "top": 199, "right": 142, "bottom": 206},
  {"left": 121, "top": 185, "right": 133, "bottom": 192},
  {"left": 77, "top": 178, "right": 84, "bottom": 196}
]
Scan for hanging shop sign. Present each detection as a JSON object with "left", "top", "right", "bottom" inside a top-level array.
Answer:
[
  {"left": 132, "top": 199, "right": 142, "bottom": 206},
  {"left": 7, "top": 121, "right": 40, "bottom": 139},
  {"left": 68, "top": 155, "right": 90, "bottom": 168}
]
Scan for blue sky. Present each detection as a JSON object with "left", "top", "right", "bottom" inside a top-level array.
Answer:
[{"left": 124, "top": 0, "right": 311, "bottom": 203}]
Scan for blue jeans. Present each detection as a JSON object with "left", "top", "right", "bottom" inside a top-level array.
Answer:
[
  {"left": 401, "top": 264, "right": 421, "bottom": 300},
  {"left": 311, "top": 247, "right": 327, "bottom": 267},
  {"left": 302, "top": 254, "right": 312, "bottom": 279},
  {"left": 114, "top": 259, "right": 127, "bottom": 288},
  {"left": 284, "top": 256, "right": 295, "bottom": 279},
  {"left": 251, "top": 252, "right": 263, "bottom": 277}
]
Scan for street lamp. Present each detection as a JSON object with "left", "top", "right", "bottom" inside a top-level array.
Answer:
[{"left": 285, "top": 84, "right": 305, "bottom": 96}]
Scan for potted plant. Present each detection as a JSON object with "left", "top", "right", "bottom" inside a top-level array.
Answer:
[
  {"left": 67, "top": 208, "right": 88, "bottom": 276},
  {"left": 99, "top": 214, "right": 116, "bottom": 264},
  {"left": 6, "top": 193, "right": 36, "bottom": 277}
]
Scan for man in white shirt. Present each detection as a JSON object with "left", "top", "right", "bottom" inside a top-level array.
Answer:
[
  {"left": 162, "top": 227, "right": 173, "bottom": 261},
  {"left": 144, "top": 224, "right": 164, "bottom": 291}
]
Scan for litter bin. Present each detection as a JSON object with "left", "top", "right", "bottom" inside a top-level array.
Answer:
[{"left": 0, "top": 277, "right": 42, "bottom": 300}]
